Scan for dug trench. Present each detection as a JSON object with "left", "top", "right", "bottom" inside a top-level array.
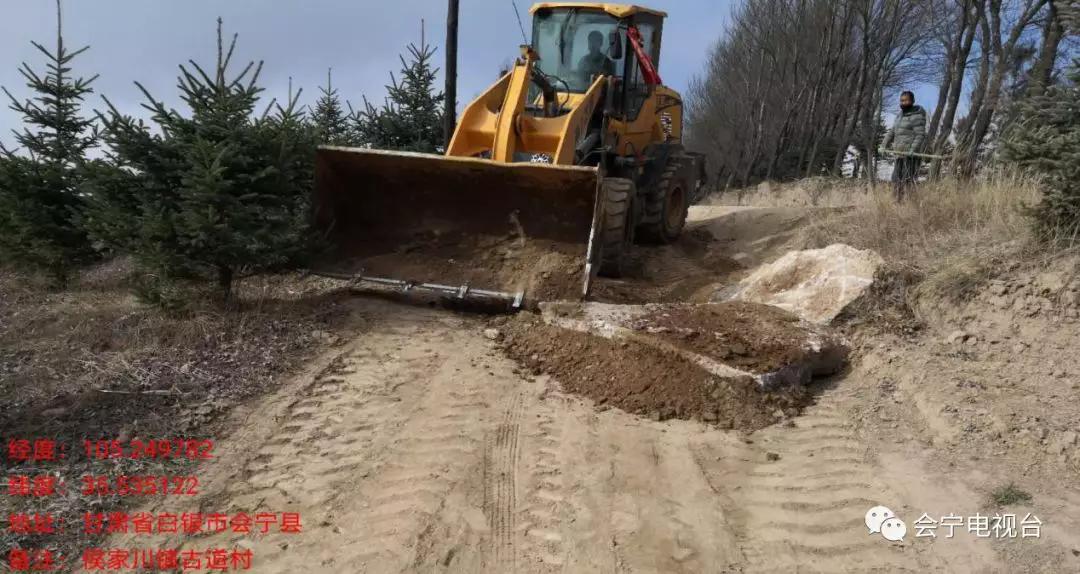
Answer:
[
  {"left": 497, "top": 314, "right": 812, "bottom": 431},
  {"left": 93, "top": 205, "right": 1078, "bottom": 573}
]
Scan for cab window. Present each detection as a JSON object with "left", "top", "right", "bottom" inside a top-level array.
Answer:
[{"left": 532, "top": 9, "right": 626, "bottom": 94}]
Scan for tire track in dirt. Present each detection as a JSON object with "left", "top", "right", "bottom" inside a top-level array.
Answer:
[
  {"left": 147, "top": 305, "right": 512, "bottom": 574},
  {"left": 598, "top": 420, "right": 743, "bottom": 573},
  {"left": 337, "top": 333, "right": 494, "bottom": 573},
  {"left": 516, "top": 385, "right": 571, "bottom": 571},
  {"left": 222, "top": 339, "right": 433, "bottom": 517},
  {"left": 223, "top": 323, "right": 456, "bottom": 571},
  {"left": 693, "top": 393, "right": 932, "bottom": 573},
  {"left": 484, "top": 389, "right": 524, "bottom": 572},
  {"left": 518, "top": 398, "right": 744, "bottom": 573}
]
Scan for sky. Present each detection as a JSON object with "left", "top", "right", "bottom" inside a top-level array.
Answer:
[{"left": 0, "top": 0, "right": 734, "bottom": 148}]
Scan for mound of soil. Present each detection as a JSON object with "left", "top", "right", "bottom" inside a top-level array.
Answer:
[
  {"left": 325, "top": 231, "right": 587, "bottom": 305},
  {"left": 500, "top": 316, "right": 811, "bottom": 431},
  {"left": 626, "top": 301, "right": 829, "bottom": 374}
]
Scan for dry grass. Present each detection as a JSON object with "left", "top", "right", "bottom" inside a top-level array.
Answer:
[
  {"left": 1, "top": 261, "right": 352, "bottom": 422},
  {"left": 795, "top": 171, "right": 1059, "bottom": 305},
  {"left": 0, "top": 260, "right": 355, "bottom": 565},
  {"left": 706, "top": 176, "right": 871, "bottom": 208},
  {"left": 989, "top": 482, "right": 1034, "bottom": 507}
]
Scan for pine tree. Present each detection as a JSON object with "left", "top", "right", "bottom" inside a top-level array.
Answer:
[
  {"left": 1002, "top": 61, "right": 1080, "bottom": 234},
  {"left": 353, "top": 96, "right": 393, "bottom": 148},
  {"left": 355, "top": 23, "right": 445, "bottom": 152},
  {"left": 0, "top": 0, "right": 98, "bottom": 285},
  {"left": 96, "top": 19, "right": 315, "bottom": 299},
  {"left": 312, "top": 69, "right": 353, "bottom": 146},
  {"left": 78, "top": 153, "right": 140, "bottom": 254}
]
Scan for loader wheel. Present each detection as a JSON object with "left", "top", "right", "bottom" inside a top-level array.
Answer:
[
  {"left": 637, "top": 160, "right": 689, "bottom": 244},
  {"left": 598, "top": 177, "right": 635, "bottom": 278}
]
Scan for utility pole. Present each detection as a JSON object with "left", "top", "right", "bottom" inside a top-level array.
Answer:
[{"left": 443, "top": 0, "right": 460, "bottom": 147}]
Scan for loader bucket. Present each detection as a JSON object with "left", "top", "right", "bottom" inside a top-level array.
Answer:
[{"left": 312, "top": 146, "right": 602, "bottom": 305}]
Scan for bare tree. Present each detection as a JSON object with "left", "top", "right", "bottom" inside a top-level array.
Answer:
[
  {"left": 1026, "top": 0, "right": 1068, "bottom": 95},
  {"left": 687, "top": 0, "right": 1069, "bottom": 187},
  {"left": 688, "top": 0, "right": 932, "bottom": 187},
  {"left": 954, "top": 0, "right": 1049, "bottom": 175}
]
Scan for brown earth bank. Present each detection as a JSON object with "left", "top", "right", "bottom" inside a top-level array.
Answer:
[
  {"left": 497, "top": 314, "right": 811, "bottom": 431},
  {"left": 829, "top": 258, "right": 1080, "bottom": 572}
]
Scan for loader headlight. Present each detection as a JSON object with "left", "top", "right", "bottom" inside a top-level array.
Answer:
[{"left": 530, "top": 153, "right": 553, "bottom": 164}]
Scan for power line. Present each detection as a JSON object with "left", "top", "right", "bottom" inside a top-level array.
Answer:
[{"left": 511, "top": 0, "right": 529, "bottom": 44}]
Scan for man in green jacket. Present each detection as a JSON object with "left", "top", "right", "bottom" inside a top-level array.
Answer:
[{"left": 882, "top": 91, "right": 927, "bottom": 201}]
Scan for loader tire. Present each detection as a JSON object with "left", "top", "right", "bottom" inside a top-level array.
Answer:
[
  {"left": 598, "top": 177, "right": 635, "bottom": 278},
  {"left": 637, "top": 159, "right": 689, "bottom": 244}
]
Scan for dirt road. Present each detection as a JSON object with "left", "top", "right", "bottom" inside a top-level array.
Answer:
[
  {"left": 140, "top": 298, "right": 984, "bottom": 573},
  {"left": 112, "top": 206, "right": 1079, "bottom": 573}
]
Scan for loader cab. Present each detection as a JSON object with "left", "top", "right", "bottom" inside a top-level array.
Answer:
[
  {"left": 531, "top": 8, "right": 624, "bottom": 94},
  {"left": 529, "top": 4, "right": 664, "bottom": 120}
]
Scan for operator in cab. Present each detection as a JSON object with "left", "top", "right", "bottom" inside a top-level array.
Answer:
[{"left": 578, "top": 30, "right": 615, "bottom": 85}]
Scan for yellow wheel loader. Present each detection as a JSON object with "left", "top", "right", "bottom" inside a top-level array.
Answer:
[{"left": 313, "top": 3, "right": 706, "bottom": 309}]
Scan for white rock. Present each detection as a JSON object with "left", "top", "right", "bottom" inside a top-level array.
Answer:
[{"left": 729, "top": 244, "right": 884, "bottom": 324}]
